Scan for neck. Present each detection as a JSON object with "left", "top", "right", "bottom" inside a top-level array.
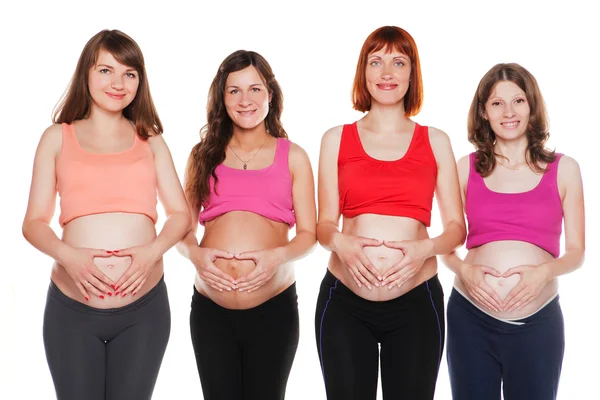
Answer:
[
  {"left": 230, "top": 122, "right": 270, "bottom": 149},
  {"left": 362, "top": 101, "right": 412, "bottom": 133},
  {"left": 494, "top": 136, "right": 529, "bottom": 165},
  {"left": 87, "top": 106, "right": 126, "bottom": 136}
]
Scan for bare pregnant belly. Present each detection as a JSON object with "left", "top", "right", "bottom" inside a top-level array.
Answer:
[
  {"left": 329, "top": 214, "right": 437, "bottom": 302},
  {"left": 197, "top": 211, "right": 295, "bottom": 310},
  {"left": 51, "top": 213, "right": 163, "bottom": 309},
  {"left": 459, "top": 240, "right": 558, "bottom": 319}
]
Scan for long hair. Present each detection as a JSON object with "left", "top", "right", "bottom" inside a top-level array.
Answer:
[
  {"left": 186, "top": 50, "right": 287, "bottom": 208},
  {"left": 53, "top": 29, "right": 162, "bottom": 139},
  {"left": 468, "top": 63, "right": 555, "bottom": 176},
  {"left": 352, "top": 25, "right": 424, "bottom": 116}
]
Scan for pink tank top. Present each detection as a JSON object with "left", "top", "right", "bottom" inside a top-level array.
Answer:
[
  {"left": 465, "top": 152, "right": 563, "bottom": 258},
  {"left": 199, "top": 138, "right": 296, "bottom": 227}
]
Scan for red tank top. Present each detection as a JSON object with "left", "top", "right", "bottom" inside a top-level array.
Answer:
[{"left": 338, "top": 122, "right": 437, "bottom": 226}]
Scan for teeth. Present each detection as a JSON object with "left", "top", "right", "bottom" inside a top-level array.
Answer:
[{"left": 502, "top": 122, "right": 518, "bottom": 128}]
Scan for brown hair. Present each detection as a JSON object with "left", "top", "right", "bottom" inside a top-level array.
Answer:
[
  {"left": 468, "top": 63, "right": 555, "bottom": 176},
  {"left": 53, "top": 29, "right": 162, "bottom": 139},
  {"left": 352, "top": 26, "right": 423, "bottom": 116},
  {"left": 185, "top": 50, "right": 288, "bottom": 208}
]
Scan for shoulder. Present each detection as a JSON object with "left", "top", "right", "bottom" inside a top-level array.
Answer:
[
  {"left": 38, "top": 123, "right": 63, "bottom": 152},
  {"left": 287, "top": 140, "right": 312, "bottom": 168},
  {"left": 146, "top": 133, "right": 170, "bottom": 153},
  {"left": 556, "top": 154, "right": 581, "bottom": 178},
  {"left": 456, "top": 154, "right": 471, "bottom": 183},
  {"left": 320, "top": 124, "right": 345, "bottom": 150},
  {"left": 426, "top": 126, "right": 451, "bottom": 148}
]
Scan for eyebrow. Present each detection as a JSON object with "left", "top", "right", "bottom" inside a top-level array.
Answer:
[
  {"left": 368, "top": 54, "right": 409, "bottom": 60},
  {"left": 226, "top": 83, "right": 265, "bottom": 89},
  {"left": 96, "top": 64, "right": 137, "bottom": 72}
]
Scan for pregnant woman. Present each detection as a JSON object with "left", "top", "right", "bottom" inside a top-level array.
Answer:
[{"left": 443, "top": 62, "right": 585, "bottom": 400}]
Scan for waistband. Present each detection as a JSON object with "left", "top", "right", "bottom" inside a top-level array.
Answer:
[
  {"left": 48, "top": 276, "right": 166, "bottom": 316},
  {"left": 322, "top": 269, "right": 442, "bottom": 307},
  {"left": 450, "top": 288, "right": 560, "bottom": 328},
  {"left": 192, "top": 282, "right": 297, "bottom": 314}
]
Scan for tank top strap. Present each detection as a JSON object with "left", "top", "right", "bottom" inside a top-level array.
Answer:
[
  {"left": 273, "top": 137, "right": 291, "bottom": 170},
  {"left": 539, "top": 153, "right": 563, "bottom": 190},
  {"left": 61, "top": 123, "right": 78, "bottom": 151}
]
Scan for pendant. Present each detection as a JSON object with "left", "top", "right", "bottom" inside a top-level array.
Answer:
[{"left": 243, "top": 163, "right": 247, "bottom": 170}]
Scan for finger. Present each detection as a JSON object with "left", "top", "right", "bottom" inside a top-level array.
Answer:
[
  {"left": 92, "top": 268, "right": 116, "bottom": 288},
  {"left": 508, "top": 292, "right": 531, "bottom": 312},
  {"left": 481, "top": 266, "right": 503, "bottom": 278},
  {"left": 382, "top": 269, "right": 404, "bottom": 288},
  {"left": 391, "top": 268, "right": 419, "bottom": 289},
  {"left": 382, "top": 240, "right": 405, "bottom": 250},
  {"left": 87, "top": 275, "right": 113, "bottom": 295},
  {"left": 131, "top": 277, "right": 147, "bottom": 296},
  {"left": 112, "top": 247, "right": 134, "bottom": 257},
  {"left": 359, "top": 237, "right": 382, "bottom": 247},
  {"left": 238, "top": 272, "right": 266, "bottom": 291},
  {"left": 82, "top": 279, "right": 105, "bottom": 299},
  {"left": 206, "top": 265, "right": 237, "bottom": 285},
  {"left": 75, "top": 281, "right": 90, "bottom": 302},
  {"left": 121, "top": 275, "right": 145, "bottom": 296},
  {"left": 358, "top": 253, "right": 382, "bottom": 282},
  {"left": 234, "top": 252, "right": 258, "bottom": 262},
  {"left": 201, "top": 272, "right": 234, "bottom": 291},
  {"left": 347, "top": 268, "right": 362, "bottom": 288},
  {"left": 383, "top": 258, "right": 411, "bottom": 282},
  {"left": 115, "top": 266, "right": 137, "bottom": 289},
  {"left": 91, "top": 249, "right": 115, "bottom": 258},
  {"left": 356, "top": 263, "right": 378, "bottom": 288},
  {"left": 515, "top": 294, "right": 536, "bottom": 311},
  {"left": 504, "top": 286, "right": 527, "bottom": 310},
  {"left": 471, "top": 290, "right": 497, "bottom": 312},
  {"left": 246, "top": 280, "right": 268, "bottom": 293},
  {"left": 205, "top": 278, "right": 230, "bottom": 292},
  {"left": 118, "top": 270, "right": 143, "bottom": 296},
  {"left": 502, "top": 266, "right": 523, "bottom": 278},
  {"left": 475, "top": 287, "right": 501, "bottom": 311},
  {"left": 479, "top": 283, "right": 503, "bottom": 310},
  {"left": 212, "top": 249, "right": 234, "bottom": 259}
]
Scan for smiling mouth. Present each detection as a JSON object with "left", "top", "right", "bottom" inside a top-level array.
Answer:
[
  {"left": 237, "top": 110, "right": 257, "bottom": 115},
  {"left": 376, "top": 84, "right": 398, "bottom": 90},
  {"left": 501, "top": 121, "right": 520, "bottom": 128},
  {"left": 106, "top": 93, "right": 126, "bottom": 99}
]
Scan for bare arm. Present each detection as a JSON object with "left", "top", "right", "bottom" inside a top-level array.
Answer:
[{"left": 273, "top": 142, "right": 317, "bottom": 263}]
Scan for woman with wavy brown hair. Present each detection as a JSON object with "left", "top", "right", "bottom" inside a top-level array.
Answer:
[
  {"left": 22, "top": 30, "right": 190, "bottom": 399},
  {"left": 442, "top": 63, "right": 585, "bottom": 399},
  {"left": 177, "top": 50, "right": 316, "bottom": 400}
]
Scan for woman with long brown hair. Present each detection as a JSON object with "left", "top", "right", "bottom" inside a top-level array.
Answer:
[
  {"left": 22, "top": 30, "right": 190, "bottom": 399},
  {"left": 315, "top": 26, "right": 465, "bottom": 399},
  {"left": 177, "top": 50, "right": 316, "bottom": 400},
  {"left": 442, "top": 63, "right": 585, "bottom": 399}
]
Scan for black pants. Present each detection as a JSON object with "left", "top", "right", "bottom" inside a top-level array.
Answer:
[
  {"left": 43, "top": 277, "right": 171, "bottom": 400},
  {"left": 315, "top": 270, "right": 445, "bottom": 400},
  {"left": 447, "top": 289, "right": 565, "bottom": 400},
  {"left": 190, "top": 283, "right": 300, "bottom": 400}
]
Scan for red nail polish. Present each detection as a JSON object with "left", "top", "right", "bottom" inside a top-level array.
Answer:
[
  {"left": 113, "top": 250, "right": 119, "bottom": 253},
  {"left": 122, "top": 293, "right": 127, "bottom": 297},
  {"left": 115, "top": 291, "right": 119, "bottom": 295},
  {"left": 107, "top": 251, "right": 113, "bottom": 254},
  {"left": 116, "top": 286, "right": 120, "bottom": 291},
  {"left": 107, "top": 292, "right": 112, "bottom": 296},
  {"left": 133, "top": 292, "right": 137, "bottom": 296},
  {"left": 85, "top": 297, "right": 89, "bottom": 301},
  {"left": 100, "top": 295, "right": 105, "bottom": 299},
  {"left": 111, "top": 284, "right": 115, "bottom": 289}
]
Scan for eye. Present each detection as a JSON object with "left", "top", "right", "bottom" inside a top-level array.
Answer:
[
  {"left": 251, "top": 87, "right": 261, "bottom": 92},
  {"left": 99, "top": 68, "right": 110, "bottom": 74},
  {"left": 491, "top": 101, "right": 502, "bottom": 106},
  {"left": 229, "top": 89, "right": 239, "bottom": 94},
  {"left": 515, "top": 98, "right": 526, "bottom": 104},
  {"left": 370, "top": 60, "right": 381, "bottom": 66},
  {"left": 126, "top": 72, "right": 137, "bottom": 79},
  {"left": 394, "top": 61, "right": 405, "bottom": 67}
]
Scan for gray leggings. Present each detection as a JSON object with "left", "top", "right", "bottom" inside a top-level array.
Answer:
[{"left": 43, "top": 277, "right": 171, "bottom": 400}]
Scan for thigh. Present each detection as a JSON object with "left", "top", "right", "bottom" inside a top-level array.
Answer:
[
  {"left": 502, "top": 299, "right": 565, "bottom": 400},
  {"left": 242, "top": 285, "right": 300, "bottom": 400},
  {"left": 446, "top": 290, "right": 501, "bottom": 400},
  {"left": 380, "top": 277, "right": 445, "bottom": 400},
  {"left": 315, "top": 277, "right": 379, "bottom": 400},
  {"left": 43, "top": 286, "right": 105, "bottom": 400},
  {"left": 190, "top": 288, "right": 242, "bottom": 400},
  {"left": 105, "top": 282, "right": 171, "bottom": 400}
]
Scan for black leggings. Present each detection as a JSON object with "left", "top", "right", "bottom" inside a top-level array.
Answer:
[
  {"left": 190, "top": 283, "right": 300, "bottom": 400},
  {"left": 315, "top": 270, "right": 445, "bottom": 400},
  {"left": 43, "top": 277, "right": 171, "bottom": 400}
]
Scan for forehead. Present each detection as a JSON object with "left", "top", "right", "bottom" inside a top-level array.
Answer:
[
  {"left": 94, "top": 49, "right": 133, "bottom": 69},
  {"left": 368, "top": 44, "right": 409, "bottom": 58},
  {"left": 489, "top": 80, "right": 526, "bottom": 98},
  {"left": 225, "top": 65, "right": 265, "bottom": 86}
]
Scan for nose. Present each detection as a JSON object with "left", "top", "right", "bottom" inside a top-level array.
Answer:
[
  {"left": 239, "top": 91, "right": 251, "bottom": 107},
  {"left": 503, "top": 103, "right": 515, "bottom": 118},
  {"left": 111, "top": 75, "right": 124, "bottom": 90}
]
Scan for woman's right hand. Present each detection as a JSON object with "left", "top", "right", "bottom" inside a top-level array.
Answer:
[
  {"left": 458, "top": 263, "right": 504, "bottom": 312},
  {"left": 61, "top": 247, "right": 116, "bottom": 301},
  {"left": 191, "top": 247, "right": 236, "bottom": 292},
  {"left": 332, "top": 233, "right": 383, "bottom": 289}
]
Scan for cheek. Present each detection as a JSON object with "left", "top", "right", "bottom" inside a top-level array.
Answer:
[{"left": 127, "top": 80, "right": 140, "bottom": 95}]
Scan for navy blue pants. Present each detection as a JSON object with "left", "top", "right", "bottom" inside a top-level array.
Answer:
[
  {"left": 315, "top": 270, "right": 445, "bottom": 400},
  {"left": 447, "top": 289, "right": 564, "bottom": 400}
]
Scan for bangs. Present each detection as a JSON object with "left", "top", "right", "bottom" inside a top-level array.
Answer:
[
  {"left": 96, "top": 34, "right": 144, "bottom": 72},
  {"left": 366, "top": 30, "right": 415, "bottom": 60}
]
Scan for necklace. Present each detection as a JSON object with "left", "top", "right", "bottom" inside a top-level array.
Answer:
[{"left": 228, "top": 136, "right": 269, "bottom": 170}]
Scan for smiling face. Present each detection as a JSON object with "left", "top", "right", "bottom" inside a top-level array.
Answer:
[
  {"left": 88, "top": 49, "right": 139, "bottom": 113},
  {"left": 223, "top": 65, "right": 271, "bottom": 131},
  {"left": 484, "top": 80, "right": 531, "bottom": 141},
  {"left": 365, "top": 48, "right": 411, "bottom": 107}
]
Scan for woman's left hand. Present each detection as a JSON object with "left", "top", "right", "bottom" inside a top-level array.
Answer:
[
  {"left": 502, "top": 264, "right": 551, "bottom": 312},
  {"left": 113, "top": 245, "right": 161, "bottom": 297},
  {"left": 234, "top": 249, "right": 284, "bottom": 293},
  {"left": 381, "top": 239, "right": 434, "bottom": 289}
]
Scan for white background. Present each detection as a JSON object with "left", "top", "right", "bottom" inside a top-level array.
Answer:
[{"left": 1, "top": 0, "right": 598, "bottom": 398}]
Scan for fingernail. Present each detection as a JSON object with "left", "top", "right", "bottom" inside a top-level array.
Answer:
[
  {"left": 113, "top": 250, "right": 119, "bottom": 253},
  {"left": 100, "top": 295, "right": 105, "bottom": 299},
  {"left": 107, "top": 292, "right": 112, "bottom": 296},
  {"left": 116, "top": 286, "right": 120, "bottom": 291},
  {"left": 375, "top": 283, "right": 379, "bottom": 287},
  {"left": 122, "top": 293, "right": 127, "bottom": 297},
  {"left": 378, "top": 276, "right": 382, "bottom": 281},
  {"left": 133, "top": 292, "right": 137, "bottom": 296},
  {"left": 388, "top": 285, "right": 393, "bottom": 290},
  {"left": 107, "top": 251, "right": 113, "bottom": 254},
  {"left": 85, "top": 297, "right": 89, "bottom": 301},
  {"left": 111, "top": 284, "right": 115, "bottom": 289},
  {"left": 115, "top": 291, "right": 119, "bottom": 295}
]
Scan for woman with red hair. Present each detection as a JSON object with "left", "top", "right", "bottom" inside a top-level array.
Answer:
[{"left": 314, "top": 25, "right": 465, "bottom": 399}]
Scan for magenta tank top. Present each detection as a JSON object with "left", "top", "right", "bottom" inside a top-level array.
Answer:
[
  {"left": 465, "top": 152, "right": 563, "bottom": 258},
  {"left": 199, "top": 138, "right": 296, "bottom": 227}
]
